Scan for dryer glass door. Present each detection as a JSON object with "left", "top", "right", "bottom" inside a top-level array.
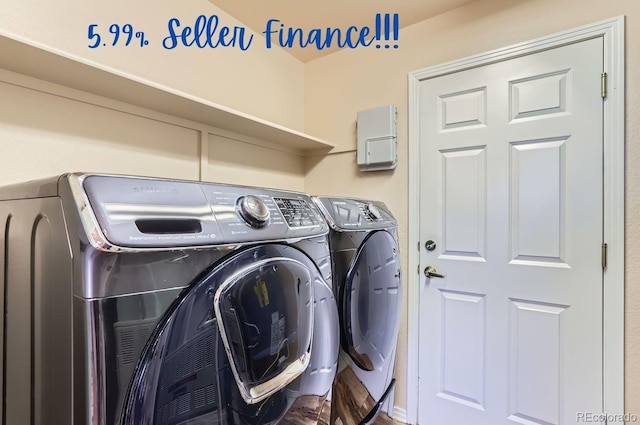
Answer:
[
  {"left": 343, "top": 231, "right": 402, "bottom": 371},
  {"left": 120, "top": 244, "right": 317, "bottom": 425}
]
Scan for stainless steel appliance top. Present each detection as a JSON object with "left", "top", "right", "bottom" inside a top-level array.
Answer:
[
  {"left": 80, "top": 174, "right": 328, "bottom": 250},
  {"left": 313, "top": 196, "right": 397, "bottom": 232},
  {"left": 0, "top": 173, "right": 329, "bottom": 251}
]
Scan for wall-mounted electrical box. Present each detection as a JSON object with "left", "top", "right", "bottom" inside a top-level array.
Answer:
[{"left": 356, "top": 104, "right": 397, "bottom": 172}]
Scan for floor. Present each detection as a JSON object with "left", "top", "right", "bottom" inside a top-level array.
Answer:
[
  {"left": 280, "top": 394, "right": 331, "bottom": 425},
  {"left": 332, "top": 368, "right": 405, "bottom": 425},
  {"left": 211, "top": 361, "right": 405, "bottom": 425},
  {"left": 278, "top": 373, "right": 405, "bottom": 424}
]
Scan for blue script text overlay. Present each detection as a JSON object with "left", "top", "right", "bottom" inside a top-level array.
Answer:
[{"left": 88, "top": 14, "right": 400, "bottom": 51}]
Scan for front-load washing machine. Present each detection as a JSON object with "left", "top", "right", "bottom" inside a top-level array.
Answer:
[
  {"left": 0, "top": 173, "right": 339, "bottom": 425},
  {"left": 313, "top": 197, "right": 402, "bottom": 425}
]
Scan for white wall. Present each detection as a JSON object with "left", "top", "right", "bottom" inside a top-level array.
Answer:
[
  {"left": 0, "top": 69, "right": 307, "bottom": 202},
  {"left": 206, "top": 133, "right": 305, "bottom": 191},
  {"left": 0, "top": 73, "right": 200, "bottom": 183},
  {"left": 0, "top": 0, "right": 305, "bottom": 131}
]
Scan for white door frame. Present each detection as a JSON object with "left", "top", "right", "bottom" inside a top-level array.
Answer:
[{"left": 406, "top": 16, "right": 624, "bottom": 424}]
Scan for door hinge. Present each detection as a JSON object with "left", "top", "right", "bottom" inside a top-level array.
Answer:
[
  {"left": 601, "top": 72, "right": 607, "bottom": 99},
  {"left": 602, "top": 243, "right": 608, "bottom": 270},
  {"left": 417, "top": 264, "right": 421, "bottom": 274}
]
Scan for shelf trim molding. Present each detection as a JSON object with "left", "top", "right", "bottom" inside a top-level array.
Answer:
[{"left": 0, "top": 30, "right": 334, "bottom": 154}]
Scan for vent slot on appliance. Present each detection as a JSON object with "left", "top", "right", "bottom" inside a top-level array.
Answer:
[
  {"left": 224, "top": 309, "right": 248, "bottom": 374},
  {"left": 135, "top": 219, "right": 202, "bottom": 235}
]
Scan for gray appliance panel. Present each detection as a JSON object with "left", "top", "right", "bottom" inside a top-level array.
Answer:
[
  {"left": 0, "top": 196, "right": 74, "bottom": 425},
  {"left": 343, "top": 230, "right": 401, "bottom": 371},
  {"left": 200, "top": 182, "right": 327, "bottom": 243},
  {"left": 83, "top": 175, "right": 220, "bottom": 248},
  {"left": 80, "top": 247, "right": 226, "bottom": 299},
  {"left": 79, "top": 288, "right": 183, "bottom": 425},
  {"left": 313, "top": 197, "right": 397, "bottom": 231},
  {"left": 81, "top": 175, "right": 328, "bottom": 249}
]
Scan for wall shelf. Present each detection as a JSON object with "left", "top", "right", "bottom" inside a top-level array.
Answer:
[{"left": 0, "top": 32, "right": 334, "bottom": 153}]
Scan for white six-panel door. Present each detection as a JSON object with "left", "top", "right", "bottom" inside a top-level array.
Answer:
[{"left": 418, "top": 38, "right": 604, "bottom": 424}]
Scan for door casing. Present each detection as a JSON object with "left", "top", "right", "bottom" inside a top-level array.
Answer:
[{"left": 406, "top": 16, "right": 624, "bottom": 424}]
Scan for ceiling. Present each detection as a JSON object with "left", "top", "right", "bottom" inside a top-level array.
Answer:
[{"left": 209, "top": 0, "right": 478, "bottom": 62}]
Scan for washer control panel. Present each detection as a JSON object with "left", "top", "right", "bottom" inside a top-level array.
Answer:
[
  {"left": 273, "top": 198, "right": 321, "bottom": 228},
  {"left": 81, "top": 174, "right": 328, "bottom": 248}
]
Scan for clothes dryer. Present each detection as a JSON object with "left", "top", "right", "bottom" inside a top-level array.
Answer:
[
  {"left": 0, "top": 173, "right": 339, "bottom": 425},
  {"left": 313, "top": 197, "right": 402, "bottom": 425}
]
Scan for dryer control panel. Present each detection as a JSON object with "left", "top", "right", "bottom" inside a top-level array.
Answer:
[{"left": 313, "top": 197, "right": 397, "bottom": 231}]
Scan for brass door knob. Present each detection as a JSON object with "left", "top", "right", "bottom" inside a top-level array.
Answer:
[{"left": 424, "top": 266, "right": 445, "bottom": 279}]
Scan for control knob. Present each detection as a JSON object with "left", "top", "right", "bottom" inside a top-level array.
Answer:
[
  {"left": 364, "top": 203, "right": 382, "bottom": 219},
  {"left": 237, "top": 195, "right": 270, "bottom": 227}
]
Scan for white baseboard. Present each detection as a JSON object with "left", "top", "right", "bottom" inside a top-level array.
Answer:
[{"left": 393, "top": 406, "right": 409, "bottom": 423}]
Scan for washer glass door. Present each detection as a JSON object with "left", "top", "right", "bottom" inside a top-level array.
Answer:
[
  {"left": 343, "top": 231, "right": 402, "bottom": 371},
  {"left": 120, "top": 244, "right": 318, "bottom": 425}
]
